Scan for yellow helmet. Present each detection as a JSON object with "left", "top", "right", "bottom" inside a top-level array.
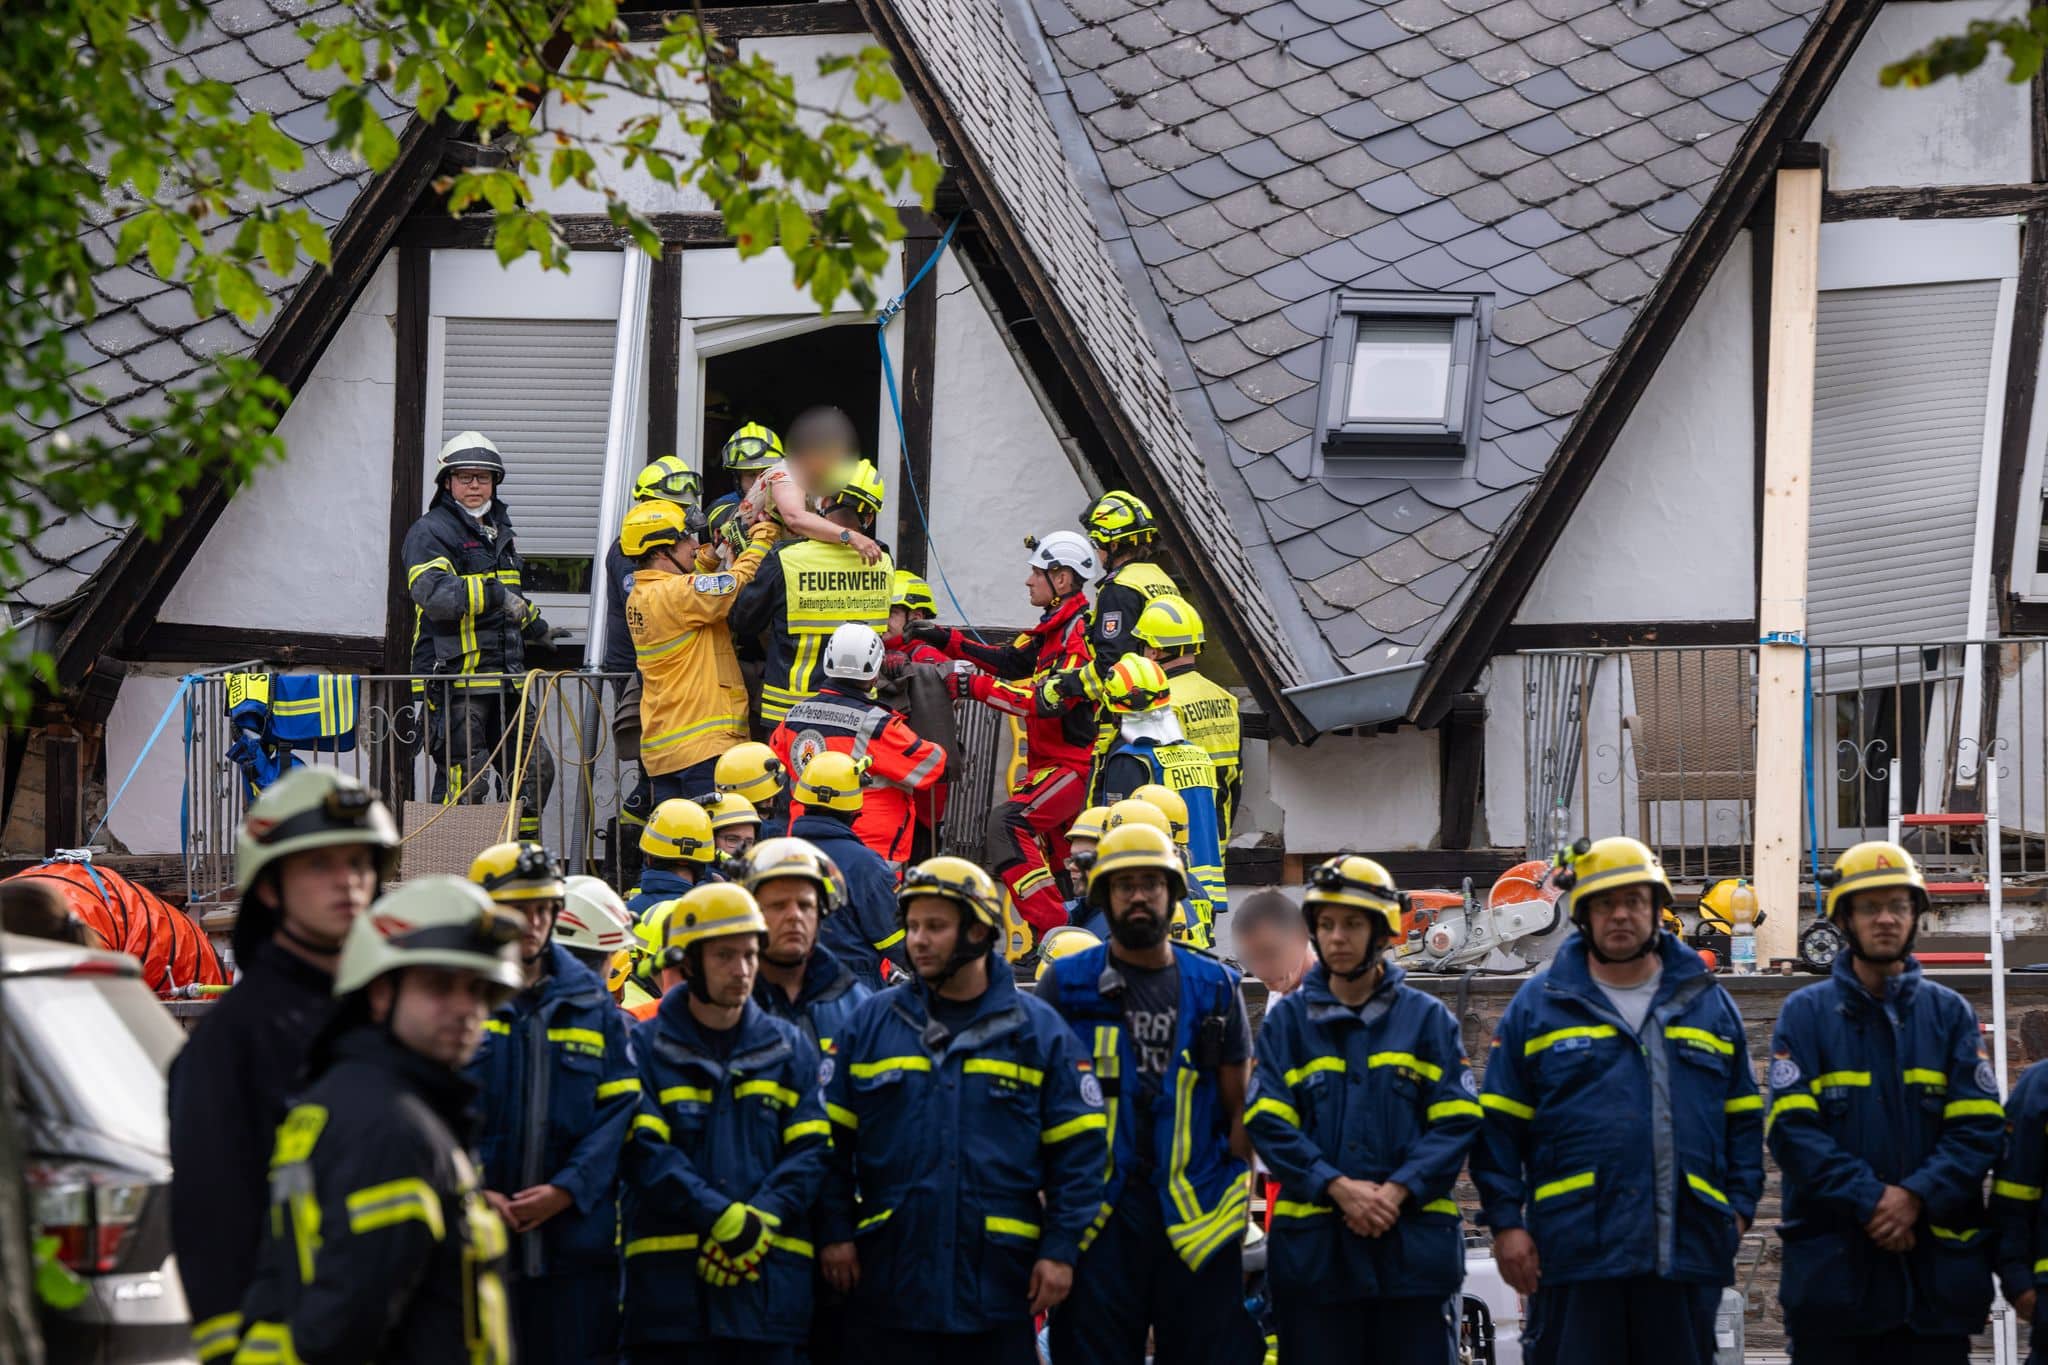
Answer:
[
  {"left": 897, "top": 856, "right": 1005, "bottom": 934},
  {"left": 1304, "top": 855, "right": 1403, "bottom": 940},
  {"left": 1557, "top": 836, "right": 1673, "bottom": 919},
  {"left": 661, "top": 883, "right": 769, "bottom": 966},
  {"left": 742, "top": 836, "right": 843, "bottom": 913},
  {"left": 235, "top": 766, "right": 400, "bottom": 895},
  {"left": 1131, "top": 783, "right": 1189, "bottom": 841},
  {"left": 469, "top": 840, "right": 566, "bottom": 904},
  {"left": 795, "top": 751, "right": 866, "bottom": 814},
  {"left": 1102, "top": 655, "right": 1172, "bottom": 714},
  {"left": 704, "top": 791, "right": 762, "bottom": 835},
  {"left": 1034, "top": 924, "right": 1102, "bottom": 981},
  {"left": 891, "top": 570, "right": 936, "bottom": 616},
  {"left": 1068, "top": 806, "right": 1111, "bottom": 845},
  {"left": 722, "top": 421, "right": 784, "bottom": 472},
  {"left": 557, "top": 875, "right": 635, "bottom": 955},
  {"left": 1821, "top": 841, "right": 1930, "bottom": 922},
  {"left": 1082, "top": 489, "right": 1157, "bottom": 548},
  {"left": 1104, "top": 798, "right": 1171, "bottom": 837},
  {"left": 1698, "top": 878, "right": 1761, "bottom": 930},
  {"left": 634, "top": 455, "right": 701, "bottom": 505},
  {"left": 1086, "top": 823, "right": 1187, "bottom": 908},
  {"left": 635, "top": 900, "right": 677, "bottom": 957},
  {"left": 641, "top": 798, "right": 716, "bottom": 863},
  {"left": 715, "top": 742, "right": 786, "bottom": 808},
  {"left": 620, "top": 499, "right": 702, "bottom": 557},
  {"left": 334, "top": 877, "right": 525, "bottom": 997},
  {"left": 1133, "top": 595, "right": 1205, "bottom": 653},
  {"left": 824, "top": 458, "right": 885, "bottom": 518}
]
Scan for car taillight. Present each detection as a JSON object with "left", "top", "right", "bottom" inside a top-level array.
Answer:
[{"left": 26, "top": 1160, "right": 149, "bottom": 1274}]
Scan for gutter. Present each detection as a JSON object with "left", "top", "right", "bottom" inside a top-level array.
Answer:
[{"left": 1281, "top": 661, "right": 1427, "bottom": 734}]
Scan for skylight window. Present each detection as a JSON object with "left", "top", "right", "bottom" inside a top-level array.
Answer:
[{"left": 1317, "top": 291, "right": 1489, "bottom": 477}]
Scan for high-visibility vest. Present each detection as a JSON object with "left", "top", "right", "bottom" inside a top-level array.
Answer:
[{"left": 762, "top": 542, "right": 893, "bottom": 722}]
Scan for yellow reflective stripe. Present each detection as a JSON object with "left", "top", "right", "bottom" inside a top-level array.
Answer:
[
  {"left": 1422, "top": 1198, "right": 1459, "bottom": 1217},
  {"left": 1995, "top": 1179, "right": 2044, "bottom": 1202},
  {"left": 1368, "top": 1051, "right": 1443, "bottom": 1081},
  {"left": 344, "top": 1177, "right": 445, "bottom": 1240},
  {"left": 1809, "top": 1071, "right": 1871, "bottom": 1091},
  {"left": 633, "top": 1113, "right": 671, "bottom": 1141},
  {"left": 596, "top": 1078, "right": 641, "bottom": 1100},
  {"left": 1765, "top": 1093, "right": 1819, "bottom": 1133},
  {"left": 548, "top": 1027, "right": 605, "bottom": 1053},
  {"left": 1903, "top": 1068, "right": 1948, "bottom": 1088},
  {"left": 1724, "top": 1094, "right": 1763, "bottom": 1114},
  {"left": 1166, "top": 1178, "right": 1253, "bottom": 1268},
  {"left": 1945, "top": 1098, "right": 2005, "bottom": 1120},
  {"left": 1481, "top": 1092, "right": 1535, "bottom": 1120},
  {"left": 1666, "top": 1027, "right": 1734, "bottom": 1056},
  {"left": 1428, "top": 1099, "right": 1484, "bottom": 1123},
  {"left": 483, "top": 1019, "right": 510, "bottom": 1034},
  {"left": 192, "top": 1311, "right": 243, "bottom": 1361},
  {"left": 1042, "top": 1112, "right": 1109, "bottom": 1144},
  {"left": 736, "top": 1079, "right": 801, "bottom": 1109},
  {"left": 1930, "top": 1225, "right": 1982, "bottom": 1243},
  {"left": 1532, "top": 1171, "right": 1596, "bottom": 1202},
  {"left": 963, "top": 1058, "right": 1045, "bottom": 1086},
  {"left": 2034, "top": 1256, "right": 2048, "bottom": 1275},
  {"left": 848, "top": 1055, "right": 933, "bottom": 1079},
  {"left": 624, "top": 1233, "right": 699, "bottom": 1257},
  {"left": 1525, "top": 1025, "right": 1618, "bottom": 1056},
  {"left": 986, "top": 1216, "right": 1042, "bottom": 1239},
  {"left": 827, "top": 1102, "right": 860, "bottom": 1129},
  {"left": 1243, "top": 1096, "right": 1301, "bottom": 1127},
  {"left": 1167, "top": 1064, "right": 1201, "bottom": 1222},
  {"left": 634, "top": 629, "right": 701, "bottom": 662},
  {"left": 661, "top": 1085, "right": 713, "bottom": 1105},
  {"left": 783, "top": 1119, "right": 831, "bottom": 1144},
  {"left": 858, "top": 1208, "right": 894, "bottom": 1232},
  {"left": 873, "top": 928, "right": 906, "bottom": 951},
  {"left": 769, "top": 1235, "right": 815, "bottom": 1257},
  {"left": 1272, "top": 1200, "right": 1333, "bottom": 1219},
  {"left": 406, "top": 556, "right": 455, "bottom": 586},
  {"left": 1685, "top": 1173, "right": 1728, "bottom": 1206},
  {"left": 644, "top": 712, "right": 747, "bottom": 754},
  {"left": 233, "top": 1322, "right": 300, "bottom": 1364},
  {"left": 1283, "top": 1056, "right": 1345, "bottom": 1087}
]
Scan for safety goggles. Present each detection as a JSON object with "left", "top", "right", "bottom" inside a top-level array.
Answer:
[{"left": 723, "top": 435, "right": 778, "bottom": 466}]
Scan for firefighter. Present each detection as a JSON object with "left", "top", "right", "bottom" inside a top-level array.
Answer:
[
  {"left": 624, "top": 498, "right": 781, "bottom": 800},
  {"left": 708, "top": 421, "right": 783, "bottom": 529},
  {"left": 1133, "top": 595, "right": 1241, "bottom": 836},
  {"left": 172, "top": 768, "right": 400, "bottom": 1364},
  {"left": 788, "top": 751, "right": 908, "bottom": 985},
  {"left": 904, "top": 530, "right": 1099, "bottom": 939},
  {"left": 231, "top": 877, "right": 521, "bottom": 1364},
  {"left": 620, "top": 883, "right": 832, "bottom": 1364},
  {"left": 716, "top": 740, "right": 789, "bottom": 828},
  {"left": 1062, "top": 805, "right": 1110, "bottom": 938},
  {"left": 628, "top": 798, "right": 720, "bottom": 919},
  {"left": 1097, "top": 656, "right": 1227, "bottom": 947},
  {"left": 1766, "top": 841, "right": 2003, "bottom": 1363},
  {"left": 731, "top": 456, "right": 895, "bottom": 727},
  {"left": 1245, "top": 857, "right": 1480, "bottom": 1362},
  {"left": 1470, "top": 836, "right": 1762, "bottom": 1365},
  {"left": 404, "top": 430, "right": 557, "bottom": 837},
  {"left": 557, "top": 874, "right": 636, "bottom": 996},
  {"left": 1994, "top": 1061, "right": 2048, "bottom": 1357},
  {"left": 1041, "top": 823, "right": 1263, "bottom": 1365},
  {"left": 463, "top": 841, "right": 639, "bottom": 1364},
  {"left": 884, "top": 569, "right": 948, "bottom": 670},
  {"left": 769, "top": 622, "right": 946, "bottom": 864},
  {"left": 706, "top": 790, "right": 763, "bottom": 860},
  {"left": 822, "top": 856, "right": 1106, "bottom": 1365},
  {"left": 739, "top": 408, "right": 887, "bottom": 564}
]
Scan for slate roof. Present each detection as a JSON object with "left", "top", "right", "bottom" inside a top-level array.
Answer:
[
  {"left": 9, "top": 0, "right": 407, "bottom": 616},
  {"left": 884, "top": 0, "right": 1825, "bottom": 688}
]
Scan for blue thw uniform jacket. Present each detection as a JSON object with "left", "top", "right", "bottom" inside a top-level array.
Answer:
[
  {"left": 1043, "top": 942, "right": 1253, "bottom": 1270},
  {"left": 464, "top": 945, "right": 639, "bottom": 1280},
  {"left": 822, "top": 958, "right": 1107, "bottom": 1334},
  {"left": 1246, "top": 961, "right": 1483, "bottom": 1301},
  {"left": 791, "top": 812, "right": 907, "bottom": 984},
  {"left": 1097, "top": 735, "right": 1227, "bottom": 937},
  {"left": 1765, "top": 953, "right": 2003, "bottom": 1338},
  {"left": 1471, "top": 931, "right": 1763, "bottom": 1287},
  {"left": 1992, "top": 1061, "right": 2048, "bottom": 1323},
  {"left": 1067, "top": 897, "right": 1109, "bottom": 942},
  {"left": 626, "top": 865, "right": 707, "bottom": 921},
  {"left": 753, "top": 945, "right": 873, "bottom": 1061},
  {"left": 621, "top": 992, "right": 830, "bottom": 1349}
]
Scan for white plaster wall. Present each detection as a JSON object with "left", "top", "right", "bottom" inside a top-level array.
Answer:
[
  {"left": 1515, "top": 242, "right": 1755, "bottom": 625},
  {"left": 1481, "top": 655, "right": 1527, "bottom": 851},
  {"left": 158, "top": 255, "right": 398, "bottom": 636},
  {"left": 924, "top": 254, "right": 1091, "bottom": 626},
  {"left": 103, "top": 668, "right": 193, "bottom": 855},
  {"left": 1263, "top": 726, "right": 1440, "bottom": 851},
  {"left": 529, "top": 36, "right": 937, "bottom": 218},
  {"left": 1809, "top": 1, "right": 2032, "bottom": 191}
]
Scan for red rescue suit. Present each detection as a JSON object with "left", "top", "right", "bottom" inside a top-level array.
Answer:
[{"left": 768, "top": 681, "right": 946, "bottom": 864}]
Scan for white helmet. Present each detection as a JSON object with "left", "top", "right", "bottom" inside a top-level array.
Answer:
[
  {"left": 557, "top": 875, "right": 633, "bottom": 955},
  {"left": 823, "top": 623, "right": 885, "bottom": 683},
  {"left": 1026, "top": 531, "right": 1100, "bottom": 584}
]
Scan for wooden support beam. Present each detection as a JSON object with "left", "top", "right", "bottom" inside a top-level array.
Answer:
[
  {"left": 398, "top": 211, "right": 738, "bottom": 250},
  {"left": 1496, "top": 619, "right": 1760, "bottom": 651},
  {"left": 387, "top": 246, "right": 431, "bottom": 672},
  {"left": 1437, "top": 693, "right": 1486, "bottom": 851},
  {"left": 647, "top": 245, "right": 684, "bottom": 462},
  {"left": 1824, "top": 182, "right": 2048, "bottom": 221},
  {"left": 620, "top": 3, "right": 866, "bottom": 39},
  {"left": 1754, "top": 164, "right": 1825, "bottom": 967},
  {"left": 133, "top": 623, "right": 390, "bottom": 672},
  {"left": 43, "top": 733, "right": 81, "bottom": 853},
  {"left": 895, "top": 235, "right": 939, "bottom": 575}
]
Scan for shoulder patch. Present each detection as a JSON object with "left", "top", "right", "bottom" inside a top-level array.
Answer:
[
  {"left": 819, "top": 1055, "right": 836, "bottom": 1088},
  {"left": 1976, "top": 1060, "right": 1998, "bottom": 1095},
  {"left": 1767, "top": 1056, "right": 1801, "bottom": 1091},
  {"left": 694, "top": 573, "right": 738, "bottom": 595},
  {"left": 1461, "top": 1067, "right": 1479, "bottom": 1097},
  {"left": 1079, "top": 1074, "right": 1104, "bottom": 1109},
  {"left": 1100, "top": 611, "right": 1123, "bottom": 639}
]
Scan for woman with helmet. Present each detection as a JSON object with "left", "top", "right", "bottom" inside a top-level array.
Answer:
[
  {"left": 1244, "top": 856, "right": 1482, "bottom": 1363},
  {"left": 820, "top": 856, "right": 1106, "bottom": 1363},
  {"left": 620, "top": 883, "right": 831, "bottom": 1363},
  {"left": 1766, "top": 841, "right": 2002, "bottom": 1362},
  {"left": 1470, "top": 836, "right": 1762, "bottom": 1365},
  {"left": 231, "top": 877, "right": 525, "bottom": 1364},
  {"left": 171, "top": 768, "right": 401, "bottom": 1364},
  {"left": 716, "top": 740, "right": 789, "bottom": 826}
]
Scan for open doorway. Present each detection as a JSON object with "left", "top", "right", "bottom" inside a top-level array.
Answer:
[{"left": 699, "top": 323, "right": 881, "bottom": 505}]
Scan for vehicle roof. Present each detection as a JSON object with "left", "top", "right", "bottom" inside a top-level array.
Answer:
[{"left": 0, "top": 932, "right": 143, "bottom": 980}]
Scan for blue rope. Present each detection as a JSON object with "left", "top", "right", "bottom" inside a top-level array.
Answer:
[
  {"left": 82, "top": 673, "right": 200, "bottom": 850},
  {"left": 878, "top": 216, "right": 985, "bottom": 641}
]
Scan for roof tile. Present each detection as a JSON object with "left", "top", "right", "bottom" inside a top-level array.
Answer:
[
  {"left": 1216, "top": 228, "right": 1295, "bottom": 275},
  {"left": 1309, "top": 558, "right": 1402, "bottom": 609},
  {"left": 1197, "top": 16, "right": 1274, "bottom": 57},
  {"left": 1229, "top": 404, "right": 1313, "bottom": 453},
  {"left": 1358, "top": 585, "right": 1437, "bottom": 633},
  {"left": 1256, "top": 211, "right": 1341, "bottom": 257},
  {"left": 1240, "top": 44, "right": 1318, "bottom": 88},
  {"left": 1240, "top": 314, "right": 1321, "bottom": 356},
  {"left": 1272, "top": 117, "right": 1352, "bottom": 163},
  {"left": 1362, "top": 126, "right": 1443, "bottom": 170},
  {"left": 1162, "top": 201, "right": 1241, "bottom": 248},
  {"left": 1278, "top": 71, "right": 1356, "bottom": 114},
  {"left": 1454, "top": 132, "right": 1542, "bottom": 176},
  {"left": 1221, "top": 137, "right": 1300, "bottom": 179},
  {"left": 1159, "top": 0, "right": 1229, "bottom": 32},
  {"left": 1187, "top": 328, "right": 1268, "bottom": 378},
  {"left": 1252, "top": 257, "right": 1340, "bottom": 301},
  {"left": 1235, "top": 89, "right": 1310, "bottom": 134},
  {"left": 1518, "top": 23, "right": 1593, "bottom": 66},
  {"left": 1316, "top": 512, "right": 1404, "bottom": 558},
  {"left": 1475, "top": 0, "right": 1553, "bottom": 41},
  {"left": 1442, "top": 225, "right": 1527, "bottom": 268},
  {"left": 1152, "top": 35, "right": 1226, "bottom": 78},
  {"left": 1172, "top": 154, "right": 1257, "bottom": 198},
  {"left": 1126, "top": 173, "right": 1208, "bottom": 218},
  {"left": 1328, "top": 50, "right": 1406, "bottom": 96},
  {"left": 1305, "top": 192, "right": 1387, "bottom": 237},
  {"left": 1242, "top": 0, "right": 1324, "bottom": 42},
  {"left": 1324, "top": 101, "right": 1401, "bottom": 140},
  {"left": 1183, "top": 108, "right": 1261, "bottom": 152},
  {"left": 1277, "top": 530, "right": 1359, "bottom": 581},
  {"left": 1606, "top": 73, "right": 1687, "bottom": 117}
]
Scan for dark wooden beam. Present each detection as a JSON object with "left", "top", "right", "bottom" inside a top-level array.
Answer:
[
  {"left": 387, "top": 246, "right": 431, "bottom": 673},
  {"left": 54, "top": 117, "right": 453, "bottom": 691},
  {"left": 647, "top": 244, "right": 684, "bottom": 461},
  {"left": 1494, "top": 619, "right": 1761, "bottom": 651},
  {"left": 1995, "top": 74, "right": 2048, "bottom": 636},
  {"left": 1437, "top": 692, "right": 1486, "bottom": 851},
  {"left": 1410, "top": 0, "right": 1885, "bottom": 727},
  {"left": 894, "top": 235, "right": 939, "bottom": 576},
  {"left": 621, "top": 3, "right": 866, "bottom": 39},
  {"left": 397, "top": 211, "right": 738, "bottom": 250},
  {"left": 1824, "top": 182, "right": 2048, "bottom": 221},
  {"left": 134, "top": 623, "right": 389, "bottom": 671},
  {"left": 43, "top": 733, "right": 80, "bottom": 853}
]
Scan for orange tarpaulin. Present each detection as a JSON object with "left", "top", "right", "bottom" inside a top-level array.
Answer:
[{"left": 6, "top": 863, "right": 225, "bottom": 996}]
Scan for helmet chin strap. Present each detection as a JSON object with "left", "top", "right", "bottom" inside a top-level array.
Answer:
[
  {"left": 1310, "top": 925, "right": 1387, "bottom": 982},
  {"left": 277, "top": 919, "right": 345, "bottom": 959},
  {"left": 1578, "top": 914, "right": 1658, "bottom": 965},
  {"left": 920, "top": 923, "right": 993, "bottom": 993},
  {"left": 1839, "top": 915, "right": 1916, "bottom": 965}
]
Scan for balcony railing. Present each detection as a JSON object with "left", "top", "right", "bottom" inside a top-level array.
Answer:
[{"left": 1519, "top": 640, "right": 2048, "bottom": 887}]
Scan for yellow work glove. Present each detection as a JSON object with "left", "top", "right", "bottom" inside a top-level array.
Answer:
[
  {"left": 696, "top": 1242, "right": 748, "bottom": 1288},
  {"left": 707, "top": 1201, "right": 777, "bottom": 1277}
]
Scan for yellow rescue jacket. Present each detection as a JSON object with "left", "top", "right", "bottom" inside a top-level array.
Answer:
[{"left": 627, "top": 528, "right": 775, "bottom": 776}]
